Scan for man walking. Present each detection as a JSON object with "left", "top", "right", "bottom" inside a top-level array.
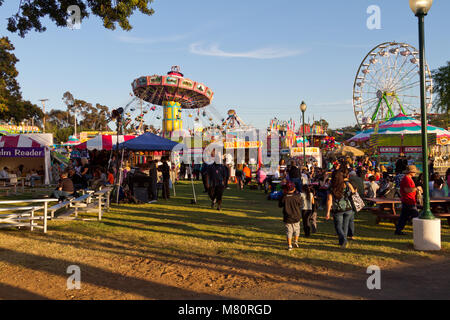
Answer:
[
  {"left": 207, "top": 161, "right": 228, "bottom": 211},
  {"left": 148, "top": 160, "right": 158, "bottom": 202},
  {"left": 159, "top": 158, "right": 171, "bottom": 200},
  {"left": 395, "top": 165, "right": 422, "bottom": 235}
]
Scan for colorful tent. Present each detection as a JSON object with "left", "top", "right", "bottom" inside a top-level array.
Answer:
[
  {"left": 296, "top": 136, "right": 310, "bottom": 147},
  {"left": 119, "top": 132, "right": 180, "bottom": 151},
  {"left": 0, "top": 135, "right": 51, "bottom": 184},
  {"left": 378, "top": 113, "right": 450, "bottom": 137},
  {"left": 347, "top": 128, "right": 374, "bottom": 143},
  {"left": 75, "top": 135, "right": 136, "bottom": 151},
  {"left": 347, "top": 113, "right": 450, "bottom": 143},
  {"left": 61, "top": 135, "right": 80, "bottom": 146}
]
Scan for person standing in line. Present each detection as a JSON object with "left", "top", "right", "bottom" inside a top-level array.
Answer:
[
  {"left": 395, "top": 165, "right": 421, "bottom": 235},
  {"left": 235, "top": 163, "right": 244, "bottom": 190},
  {"left": 279, "top": 159, "right": 287, "bottom": 178},
  {"left": 300, "top": 184, "right": 316, "bottom": 237},
  {"left": 207, "top": 161, "right": 228, "bottom": 211},
  {"left": 201, "top": 162, "right": 210, "bottom": 193},
  {"left": 243, "top": 164, "right": 252, "bottom": 186},
  {"left": 159, "top": 158, "right": 171, "bottom": 200},
  {"left": 148, "top": 160, "right": 158, "bottom": 202},
  {"left": 326, "top": 168, "right": 356, "bottom": 248},
  {"left": 279, "top": 181, "right": 304, "bottom": 250},
  {"left": 288, "top": 160, "right": 302, "bottom": 193}
]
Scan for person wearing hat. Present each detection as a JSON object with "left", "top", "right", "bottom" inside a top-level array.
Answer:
[
  {"left": 278, "top": 181, "right": 304, "bottom": 251},
  {"left": 395, "top": 165, "right": 422, "bottom": 235}
]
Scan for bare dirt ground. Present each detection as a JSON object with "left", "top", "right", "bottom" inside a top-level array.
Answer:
[{"left": 1, "top": 243, "right": 449, "bottom": 300}]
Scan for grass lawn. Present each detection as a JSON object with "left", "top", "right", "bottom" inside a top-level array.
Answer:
[{"left": 0, "top": 181, "right": 449, "bottom": 299}]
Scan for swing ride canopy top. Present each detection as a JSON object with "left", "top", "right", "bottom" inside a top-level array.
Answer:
[{"left": 131, "top": 66, "right": 214, "bottom": 109}]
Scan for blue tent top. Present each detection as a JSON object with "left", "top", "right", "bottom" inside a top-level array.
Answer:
[{"left": 119, "top": 132, "right": 181, "bottom": 151}]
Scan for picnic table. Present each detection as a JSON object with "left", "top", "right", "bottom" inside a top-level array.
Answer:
[{"left": 365, "top": 197, "right": 450, "bottom": 226}]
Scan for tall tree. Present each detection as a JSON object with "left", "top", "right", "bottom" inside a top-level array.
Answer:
[
  {"left": 1, "top": 0, "right": 155, "bottom": 38},
  {"left": 432, "top": 61, "right": 450, "bottom": 128},
  {"left": 0, "top": 36, "right": 43, "bottom": 124},
  {"left": 62, "top": 91, "right": 111, "bottom": 131}
]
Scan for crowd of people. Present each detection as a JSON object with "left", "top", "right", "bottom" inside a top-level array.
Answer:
[
  {"left": 45, "top": 148, "right": 450, "bottom": 250},
  {"left": 273, "top": 155, "right": 450, "bottom": 249}
]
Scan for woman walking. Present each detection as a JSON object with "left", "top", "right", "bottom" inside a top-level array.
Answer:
[
  {"left": 300, "top": 184, "right": 316, "bottom": 237},
  {"left": 325, "top": 167, "right": 356, "bottom": 248}
]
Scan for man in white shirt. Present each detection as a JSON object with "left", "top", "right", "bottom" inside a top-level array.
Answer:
[{"left": 0, "top": 167, "right": 9, "bottom": 179}]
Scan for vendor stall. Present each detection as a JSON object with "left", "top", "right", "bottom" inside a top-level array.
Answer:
[{"left": 0, "top": 135, "right": 51, "bottom": 184}]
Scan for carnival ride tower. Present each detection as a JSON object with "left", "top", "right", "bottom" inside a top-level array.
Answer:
[{"left": 131, "top": 66, "right": 214, "bottom": 138}]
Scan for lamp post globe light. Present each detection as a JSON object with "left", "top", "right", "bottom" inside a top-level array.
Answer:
[
  {"left": 410, "top": 0, "right": 434, "bottom": 220},
  {"left": 300, "top": 101, "right": 307, "bottom": 167}
]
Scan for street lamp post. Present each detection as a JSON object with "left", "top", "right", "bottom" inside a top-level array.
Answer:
[
  {"left": 410, "top": 0, "right": 434, "bottom": 220},
  {"left": 300, "top": 101, "right": 307, "bottom": 168},
  {"left": 39, "top": 99, "right": 48, "bottom": 133}
]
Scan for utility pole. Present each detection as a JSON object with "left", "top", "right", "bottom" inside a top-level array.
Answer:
[{"left": 39, "top": 99, "right": 49, "bottom": 133}]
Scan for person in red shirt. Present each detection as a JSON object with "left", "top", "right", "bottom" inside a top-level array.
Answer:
[{"left": 395, "top": 165, "right": 422, "bottom": 235}]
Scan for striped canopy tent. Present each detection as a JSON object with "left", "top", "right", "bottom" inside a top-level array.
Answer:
[
  {"left": 377, "top": 113, "right": 450, "bottom": 138},
  {"left": 347, "top": 128, "right": 374, "bottom": 143},
  {"left": 0, "top": 135, "right": 51, "bottom": 184},
  {"left": 75, "top": 135, "right": 136, "bottom": 150},
  {"left": 61, "top": 135, "right": 80, "bottom": 146},
  {"left": 347, "top": 113, "right": 450, "bottom": 144},
  {"left": 296, "top": 136, "right": 310, "bottom": 147}
]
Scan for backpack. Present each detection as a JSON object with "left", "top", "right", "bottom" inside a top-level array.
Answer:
[{"left": 331, "top": 186, "right": 352, "bottom": 213}]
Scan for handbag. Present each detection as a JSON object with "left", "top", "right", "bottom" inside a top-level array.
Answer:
[{"left": 346, "top": 182, "right": 365, "bottom": 212}]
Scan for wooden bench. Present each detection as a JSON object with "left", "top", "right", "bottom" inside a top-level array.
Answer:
[{"left": 0, "top": 199, "right": 58, "bottom": 233}]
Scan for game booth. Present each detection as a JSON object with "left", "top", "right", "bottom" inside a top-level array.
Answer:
[
  {"left": 287, "top": 147, "right": 323, "bottom": 168},
  {"left": 0, "top": 135, "right": 51, "bottom": 184}
]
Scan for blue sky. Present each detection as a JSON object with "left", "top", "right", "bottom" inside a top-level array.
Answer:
[{"left": 1, "top": 0, "right": 449, "bottom": 130}]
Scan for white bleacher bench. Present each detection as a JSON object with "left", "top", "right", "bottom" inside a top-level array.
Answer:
[
  {"left": 48, "top": 198, "right": 74, "bottom": 219},
  {"left": 53, "top": 187, "right": 111, "bottom": 221},
  {"left": 0, "top": 198, "right": 58, "bottom": 233}
]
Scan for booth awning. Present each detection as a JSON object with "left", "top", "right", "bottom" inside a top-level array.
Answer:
[
  {"left": 75, "top": 135, "right": 136, "bottom": 150},
  {"left": 119, "top": 132, "right": 180, "bottom": 151},
  {"left": 0, "top": 135, "right": 42, "bottom": 148}
]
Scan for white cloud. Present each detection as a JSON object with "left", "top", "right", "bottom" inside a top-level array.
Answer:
[
  {"left": 189, "top": 42, "right": 305, "bottom": 59},
  {"left": 117, "top": 34, "right": 189, "bottom": 44}
]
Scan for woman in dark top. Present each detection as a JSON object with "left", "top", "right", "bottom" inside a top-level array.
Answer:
[{"left": 326, "top": 167, "right": 356, "bottom": 248}]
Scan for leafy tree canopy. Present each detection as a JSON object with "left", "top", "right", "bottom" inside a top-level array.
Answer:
[
  {"left": 0, "top": 36, "right": 43, "bottom": 124},
  {"left": 432, "top": 61, "right": 450, "bottom": 127},
  {"left": 1, "top": 0, "right": 155, "bottom": 38}
]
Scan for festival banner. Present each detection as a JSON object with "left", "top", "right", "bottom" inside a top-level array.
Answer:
[
  {"left": 224, "top": 141, "right": 261, "bottom": 149},
  {"left": 0, "top": 147, "right": 45, "bottom": 157}
]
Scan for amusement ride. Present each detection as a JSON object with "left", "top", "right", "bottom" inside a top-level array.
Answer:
[{"left": 353, "top": 41, "right": 433, "bottom": 128}]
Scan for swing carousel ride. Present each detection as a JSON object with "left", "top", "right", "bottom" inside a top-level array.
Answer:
[{"left": 130, "top": 66, "right": 219, "bottom": 137}]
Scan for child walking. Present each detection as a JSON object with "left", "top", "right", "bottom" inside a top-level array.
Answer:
[{"left": 278, "top": 181, "right": 304, "bottom": 250}]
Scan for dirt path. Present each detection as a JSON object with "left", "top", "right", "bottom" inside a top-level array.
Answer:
[{"left": 0, "top": 245, "right": 448, "bottom": 300}]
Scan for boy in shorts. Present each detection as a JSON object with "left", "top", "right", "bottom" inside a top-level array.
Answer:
[{"left": 279, "top": 181, "right": 304, "bottom": 250}]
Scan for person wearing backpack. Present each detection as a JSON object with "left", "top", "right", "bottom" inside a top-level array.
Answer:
[{"left": 325, "top": 167, "right": 356, "bottom": 248}]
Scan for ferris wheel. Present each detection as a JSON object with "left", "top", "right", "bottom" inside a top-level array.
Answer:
[{"left": 353, "top": 41, "right": 433, "bottom": 128}]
